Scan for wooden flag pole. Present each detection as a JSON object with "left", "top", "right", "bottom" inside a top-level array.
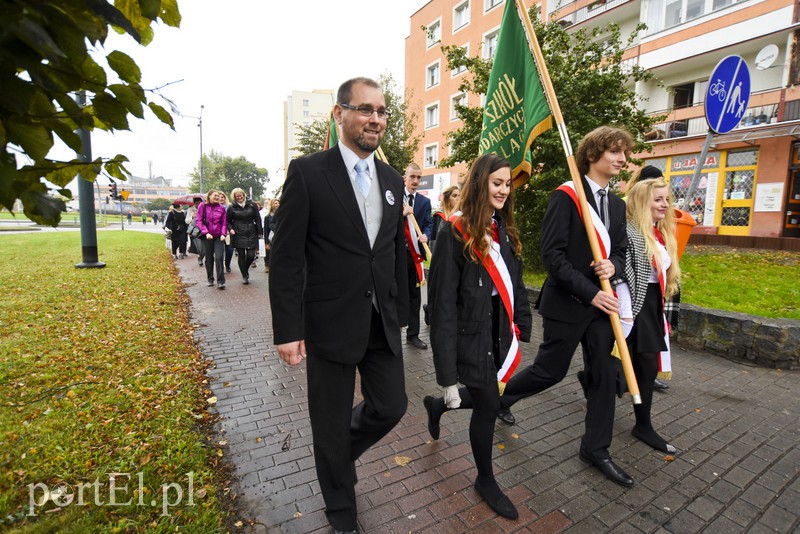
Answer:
[
  {"left": 513, "top": 0, "right": 641, "bottom": 404},
  {"left": 407, "top": 211, "right": 432, "bottom": 261}
]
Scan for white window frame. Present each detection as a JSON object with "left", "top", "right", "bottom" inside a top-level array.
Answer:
[
  {"left": 453, "top": 0, "right": 470, "bottom": 33},
  {"left": 426, "top": 60, "right": 441, "bottom": 89},
  {"left": 483, "top": 27, "right": 500, "bottom": 59},
  {"left": 450, "top": 43, "right": 470, "bottom": 77},
  {"left": 426, "top": 18, "right": 442, "bottom": 49},
  {"left": 484, "top": 0, "right": 504, "bottom": 13},
  {"left": 425, "top": 102, "right": 440, "bottom": 129},
  {"left": 424, "top": 143, "right": 439, "bottom": 169},
  {"left": 450, "top": 92, "right": 467, "bottom": 122}
]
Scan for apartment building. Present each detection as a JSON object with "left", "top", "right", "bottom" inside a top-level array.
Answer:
[
  {"left": 405, "top": 0, "right": 800, "bottom": 237},
  {"left": 283, "top": 89, "right": 335, "bottom": 172}
]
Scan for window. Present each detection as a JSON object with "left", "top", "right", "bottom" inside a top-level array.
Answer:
[
  {"left": 426, "top": 19, "right": 441, "bottom": 48},
  {"left": 302, "top": 99, "right": 309, "bottom": 107},
  {"left": 450, "top": 93, "right": 467, "bottom": 121},
  {"left": 646, "top": 0, "right": 735, "bottom": 33},
  {"left": 424, "top": 144, "right": 439, "bottom": 168},
  {"left": 484, "top": 0, "right": 503, "bottom": 12},
  {"left": 453, "top": 1, "right": 470, "bottom": 31},
  {"left": 425, "top": 103, "right": 440, "bottom": 129},
  {"left": 426, "top": 61, "right": 441, "bottom": 89},
  {"left": 450, "top": 44, "right": 469, "bottom": 76},
  {"left": 483, "top": 29, "right": 499, "bottom": 59},
  {"left": 672, "top": 82, "right": 695, "bottom": 109},
  {"left": 303, "top": 110, "right": 309, "bottom": 118}
]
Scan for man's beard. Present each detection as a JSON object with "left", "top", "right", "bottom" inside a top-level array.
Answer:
[{"left": 355, "top": 132, "right": 381, "bottom": 153}]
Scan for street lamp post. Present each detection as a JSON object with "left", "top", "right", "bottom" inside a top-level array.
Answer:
[
  {"left": 181, "top": 105, "right": 205, "bottom": 194},
  {"left": 198, "top": 104, "right": 204, "bottom": 194}
]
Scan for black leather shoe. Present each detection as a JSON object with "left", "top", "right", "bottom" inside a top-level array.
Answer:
[
  {"left": 653, "top": 378, "right": 669, "bottom": 391},
  {"left": 407, "top": 336, "right": 427, "bottom": 350},
  {"left": 579, "top": 450, "right": 634, "bottom": 487},
  {"left": 473, "top": 479, "right": 518, "bottom": 519},
  {"left": 497, "top": 407, "right": 515, "bottom": 425},
  {"left": 423, "top": 395, "right": 441, "bottom": 440}
]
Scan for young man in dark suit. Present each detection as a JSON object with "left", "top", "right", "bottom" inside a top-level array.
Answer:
[
  {"left": 269, "top": 77, "right": 409, "bottom": 534},
  {"left": 500, "top": 126, "right": 635, "bottom": 487},
  {"left": 402, "top": 163, "right": 433, "bottom": 349}
]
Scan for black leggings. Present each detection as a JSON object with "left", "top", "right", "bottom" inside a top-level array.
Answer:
[
  {"left": 237, "top": 248, "right": 256, "bottom": 279},
  {"left": 441, "top": 385, "right": 501, "bottom": 483}
]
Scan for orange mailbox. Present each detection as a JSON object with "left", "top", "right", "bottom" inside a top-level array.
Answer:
[{"left": 673, "top": 208, "right": 697, "bottom": 260}]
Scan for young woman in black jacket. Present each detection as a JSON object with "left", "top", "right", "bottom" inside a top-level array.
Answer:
[
  {"left": 227, "top": 188, "right": 263, "bottom": 284},
  {"left": 424, "top": 154, "right": 532, "bottom": 520}
]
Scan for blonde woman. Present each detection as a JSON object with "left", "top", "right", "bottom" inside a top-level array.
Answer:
[
  {"left": 227, "top": 188, "right": 262, "bottom": 284},
  {"left": 613, "top": 178, "right": 681, "bottom": 453}
]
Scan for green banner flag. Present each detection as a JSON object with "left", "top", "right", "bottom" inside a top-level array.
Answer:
[
  {"left": 479, "top": 0, "right": 552, "bottom": 187},
  {"left": 323, "top": 111, "right": 338, "bottom": 150}
]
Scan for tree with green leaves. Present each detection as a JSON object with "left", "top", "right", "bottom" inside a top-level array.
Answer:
[
  {"left": 441, "top": 10, "right": 661, "bottom": 269},
  {"left": 0, "top": 0, "right": 181, "bottom": 226},
  {"left": 187, "top": 151, "right": 268, "bottom": 201},
  {"left": 293, "top": 74, "right": 421, "bottom": 174},
  {"left": 147, "top": 197, "right": 172, "bottom": 211}
]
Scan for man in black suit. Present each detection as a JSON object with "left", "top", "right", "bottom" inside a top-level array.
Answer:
[
  {"left": 402, "top": 163, "right": 433, "bottom": 349},
  {"left": 500, "top": 126, "right": 635, "bottom": 487},
  {"left": 269, "top": 77, "right": 409, "bottom": 534}
]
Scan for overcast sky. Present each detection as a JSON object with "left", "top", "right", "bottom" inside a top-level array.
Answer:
[{"left": 76, "top": 1, "right": 428, "bottom": 190}]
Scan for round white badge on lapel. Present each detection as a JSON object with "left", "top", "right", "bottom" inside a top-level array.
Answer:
[{"left": 385, "top": 190, "right": 395, "bottom": 205}]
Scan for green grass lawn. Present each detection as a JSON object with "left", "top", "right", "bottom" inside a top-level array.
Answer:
[
  {"left": 0, "top": 232, "right": 229, "bottom": 532},
  {"left": 523, "top": 244, "right": 800, "bottom": 320}
]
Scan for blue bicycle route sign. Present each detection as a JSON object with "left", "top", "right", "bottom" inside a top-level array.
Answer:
[{"left": 705, "top": 55, "right": 751, "bottom": 134}]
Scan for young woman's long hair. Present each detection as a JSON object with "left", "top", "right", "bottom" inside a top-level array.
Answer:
[
  {"left": 440, "top": 185, "right": 460, "bottom": 217},
  {"left": 455, "top": 154, "right": 521, "bottom": 262},
  {"left": 626, "top": 178, "right": 681, "bottom": 297}
]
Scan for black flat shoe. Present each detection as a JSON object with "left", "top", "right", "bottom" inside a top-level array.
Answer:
[
  {"left": 423, "top": 395, "right": 441, "bottom": 440},
  {"left": 497, "top": 407, "right": 515, "bottom": 425},
  {"left": 473, "top": 479, "right": 518, "bottom": 520},
  {"left": 632, "top": 425, "right": 677, "bottom": 453},
  {"left": 579, "top": 450, "right": 634, "bottom": 488},
  {"left": 653, "top": 378, "right": 669, "bottom": 391}
]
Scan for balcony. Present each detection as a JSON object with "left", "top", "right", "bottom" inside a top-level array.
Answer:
[
  {"left": 552, "top": 0, "right": 638, "bottom": 27},
  {"left": 644, "top": 87, "right": 800, "bottom": 142}
]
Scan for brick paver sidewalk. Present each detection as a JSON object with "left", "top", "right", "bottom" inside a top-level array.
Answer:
[{"left": 175, "top": 257, "right": 800, "bottom": 533}]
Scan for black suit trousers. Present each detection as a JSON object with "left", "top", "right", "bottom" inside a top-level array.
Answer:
[
  {"left": 501, "top": 310, "right": 617, "bottom": 459},
  {"left": 306, "top": 309, "right": 408, "bottom": 530},
  {"left": 406, "top": 251, "right": 422, "bottom": 338}
]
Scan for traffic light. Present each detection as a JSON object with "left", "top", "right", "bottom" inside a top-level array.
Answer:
[{"left": 109, "top": 183, "right": 118, "bottom": 199}]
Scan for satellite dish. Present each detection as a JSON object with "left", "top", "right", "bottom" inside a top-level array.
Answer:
[{"left": 755, "top": 44, "right": 779, "bottom": 70}]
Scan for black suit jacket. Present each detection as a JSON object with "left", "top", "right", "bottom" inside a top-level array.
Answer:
[
  {"left": 538, "top": 177, "right": 627, "bottom": 324},
  {"left": 269, "top": 146, "right": 409, "bottom": 364}
]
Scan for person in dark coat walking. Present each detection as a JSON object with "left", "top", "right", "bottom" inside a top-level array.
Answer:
[
  {"left": 164, "top": 203, "right": 188, "bottom": 259},
  {"left": 423, "top": 154, "right": 532, "bottom": 521},
  {"left": 227, "top": 188, "right": 263, "bottom": 284}
]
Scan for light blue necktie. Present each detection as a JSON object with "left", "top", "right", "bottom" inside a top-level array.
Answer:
[{"left": 354, "top": 159, "right": 371, "bottom": 198}]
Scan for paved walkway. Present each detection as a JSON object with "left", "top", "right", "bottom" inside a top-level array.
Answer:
[{"left": 174, "top": 255, "right": 800, "bottom": 534}]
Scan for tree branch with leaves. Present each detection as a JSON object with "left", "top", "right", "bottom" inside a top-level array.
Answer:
[{"left": 0, "top": 0, "right": 182, "bottom": 225}]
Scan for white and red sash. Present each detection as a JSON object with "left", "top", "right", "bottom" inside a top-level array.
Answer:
[
  {"left": 557, "top": 182, "right": 610, "bottom": 260},
  {"left": 451, "top": 214, "right": 520, "bottom": 394},
  {"left": 652, "top": 236, "right": 673, "bottom": 379},
  {"left": 404, "top": 216, "right": 425, "bottom": 286}
]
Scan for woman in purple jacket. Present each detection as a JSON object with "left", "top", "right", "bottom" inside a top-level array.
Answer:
[{"left": 195, "top": 189, "right": 229, "bottom": 289}]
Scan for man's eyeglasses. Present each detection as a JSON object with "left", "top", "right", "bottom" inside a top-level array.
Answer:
[{"left": 340, "top": 103, "right": 392, "bottom": 119}]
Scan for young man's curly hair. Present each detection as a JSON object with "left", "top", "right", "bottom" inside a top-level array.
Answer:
[{"left": 576, "top": 126, "right": 635, "bottom": 177}]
